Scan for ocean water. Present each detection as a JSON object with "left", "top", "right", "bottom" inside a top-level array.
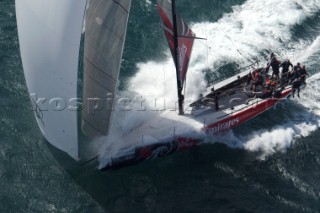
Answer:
[{"left": 2, "top": 0, "right": 320, "bottom": 212}]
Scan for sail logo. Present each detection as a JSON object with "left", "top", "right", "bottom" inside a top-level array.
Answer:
[
  {"left": 205, "top": 117, "right": 240, "bottom": 134},
  {"left": 95, "top": 17, "right": 103, "bottom": 25},
  {"left": 179, "top": 44, "right": 187, "bottom": 71}
]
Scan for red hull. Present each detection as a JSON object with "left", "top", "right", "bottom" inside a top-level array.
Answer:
[
  {"left": 203, "top": 88, "right": 292, "bottom": 135},
  {"left": 101, "top": 88, "right": 293, "bottom": 171}
]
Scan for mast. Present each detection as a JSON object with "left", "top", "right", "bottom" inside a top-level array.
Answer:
[
  {"left": 171, "top": 0, "right": 184, "bottom": 115},
  {"left": 158, "top": 0, "right": 195, "bottom": 115}
]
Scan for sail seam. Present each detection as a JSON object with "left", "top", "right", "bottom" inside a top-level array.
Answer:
[
  {"left": 82, "top": 117, "right": 104, "bottom": 135},
  {"left": 84, "top": 57, "right": 117, "bottom": 83},
  {"left": 85, "top": 68, "right": 116, "bottom": 92},
  {"left": 113, "top": 0, "right": 129, "bottom": 13}
]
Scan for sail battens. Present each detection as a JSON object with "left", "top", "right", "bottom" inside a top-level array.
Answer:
[
  {"left": 85, "top": 66, "right": 117, "bottom": 92},
  {"left": 82, "top": 0, "right": 132, "bottom": 137},
  {"left": 161, "top": 24, "right": 174, "bottom": 35},
  {"left": 82, "top": 116, "right": 110, "bottom": 136},
  {"left": 113, "top": 0, "right": 130, "bottom": 13},
  {"left": 84, "top": 57, "right": 118, "bottom": 82}
]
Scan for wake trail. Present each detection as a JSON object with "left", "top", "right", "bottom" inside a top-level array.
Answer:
[{"left": 99, "top": 0, "right": 320, "bottom": 163}]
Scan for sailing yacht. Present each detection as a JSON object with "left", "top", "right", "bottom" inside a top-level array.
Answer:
[{"left": 16, "top": 0, "right": 303, "bottom": 171}]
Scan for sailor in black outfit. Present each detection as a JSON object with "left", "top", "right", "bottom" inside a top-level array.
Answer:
[
  {"left": 298, "top": 65, "right": 308, "bottom": 84},
  {"left": 269, "top": 53, "right": 281, "bottom": 79},
  {"left": 280, "top": 59, "right": 293, "bottom": 79},
  {"left": 289, "top": 62, "right": 301, "bottom": 83}
]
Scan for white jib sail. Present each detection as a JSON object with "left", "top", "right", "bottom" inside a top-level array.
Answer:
[{"left": 16, "top": 0, "right": 87, "bottom": 160}]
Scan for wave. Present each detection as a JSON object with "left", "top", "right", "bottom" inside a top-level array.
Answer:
[{"left": 99, "top": 0, "right": 320, "bottom": 164}]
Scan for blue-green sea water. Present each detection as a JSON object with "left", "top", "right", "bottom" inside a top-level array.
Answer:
[{"left": 2, "top": 0, "right": 320, "bottom": 212}]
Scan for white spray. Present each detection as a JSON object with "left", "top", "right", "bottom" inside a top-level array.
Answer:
[{"left": 99, "top": 0, "right": 320, "bottom": 165}]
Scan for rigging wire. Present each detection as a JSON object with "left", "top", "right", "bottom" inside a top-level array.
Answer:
[
  {"left": 163, "top": 63, "right": 167, "bottom": 94},
  {"left": 205, "top": 21, "right": 209, "bottom": 67},
  {"left": 219, "top": 28, "right": 260, "bottom": 66},
  {"left": 183, "top": 78, "right": 186, "bottom": 103},
  {"left": 194, "top": 26, "right": 261, "bottom": 70},
  {"left": 218, "top": 26, "right": 259, "bottom": 66}
]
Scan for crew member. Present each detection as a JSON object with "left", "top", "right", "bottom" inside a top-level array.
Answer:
[
  {"left": 210, "top": 87, "right": 220, "bottom": 111},
  {"left": 292, "top": 78, "right": 301, "bottom": 98},
  {"left": 262, "top": 77, "right": 273, "bottom": 99},
  {"left": 289, "top": 62, "right": 301, "bottom": 83},
  {"left": 298, "top": 65, "right": 308, "bottom": 84},
  {"left": 269, "top": 53, "right": 281, "bottom": 79},
  {"left": 245, "top": 71, "right": 253, "bottom": 89},
  {"left": 252, "top": 69, "right": 264, "bottom": 92},
  {"left": 280, "top": 59, "right": 293, "bottom": 79}
]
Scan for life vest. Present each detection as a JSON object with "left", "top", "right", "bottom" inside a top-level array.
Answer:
[
  {"left": 266, "top": 79, "right": 271, "bottom": 85},
  {"left": 254, "top": 72, "right": 259, "bottom": 79}
]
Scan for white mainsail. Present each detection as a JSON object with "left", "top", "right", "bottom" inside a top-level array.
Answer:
[{"left": 16, "top": 0, "right": 87, "bottom": 160}]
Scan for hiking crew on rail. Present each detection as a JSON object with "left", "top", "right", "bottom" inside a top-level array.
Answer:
[{"left": 247, "top": 53, "right": 308, "bottom": 99}]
